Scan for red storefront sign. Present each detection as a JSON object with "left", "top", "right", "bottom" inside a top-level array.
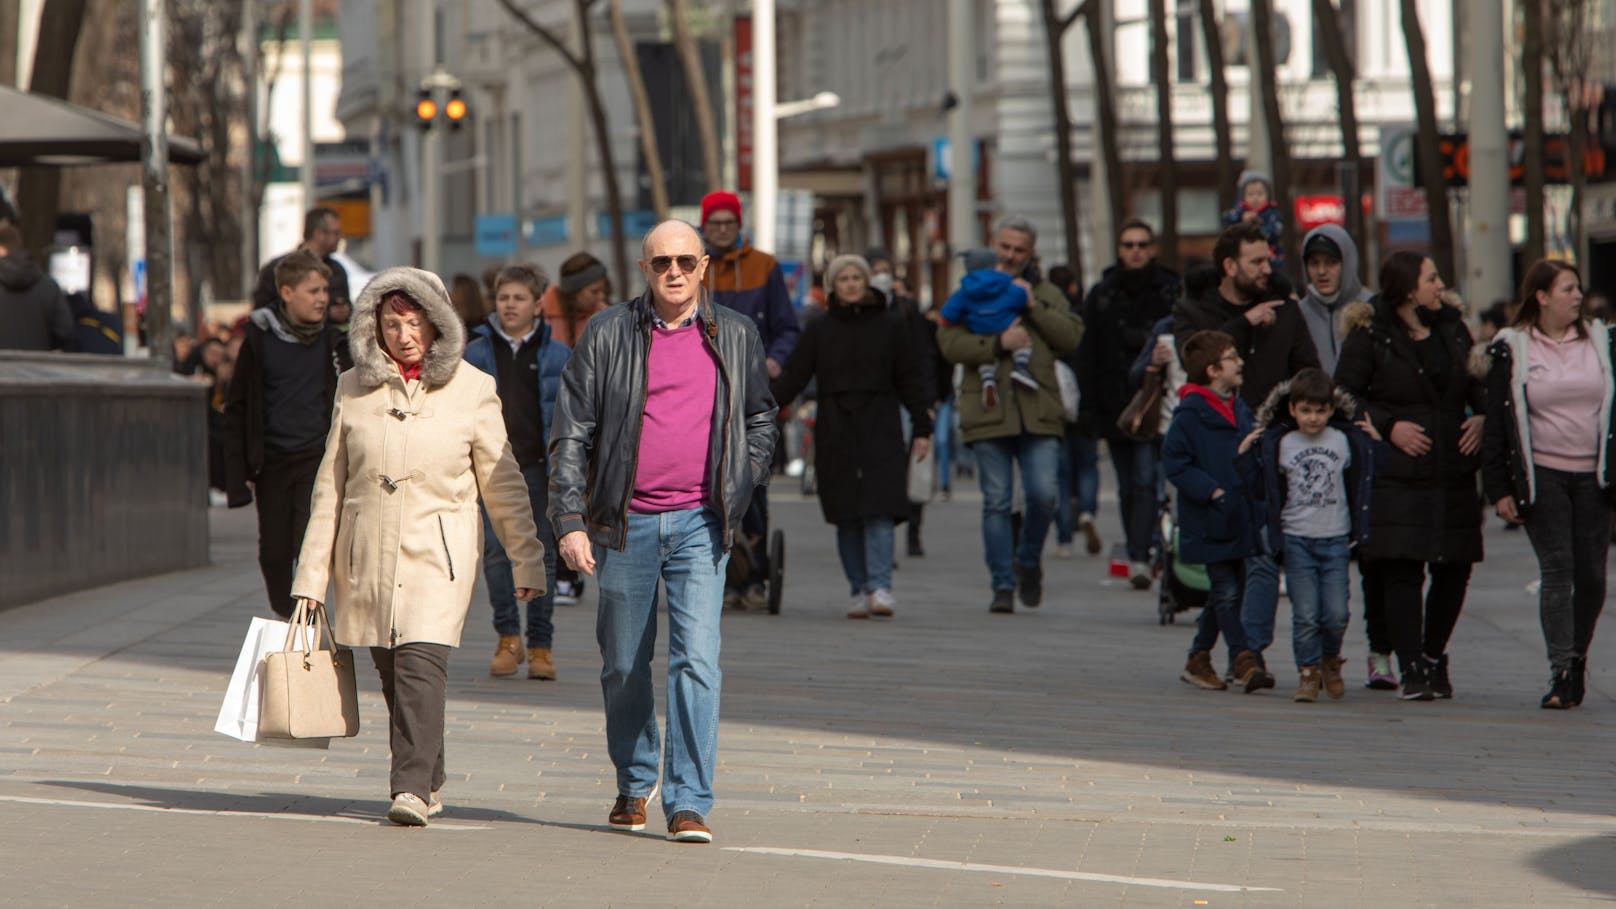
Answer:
[
  {"left": 735, "top": 15, "right": 753, "bottom": 192},
  {"left": 1294, "top": 195, "right": 1346, "bottom": 231}
]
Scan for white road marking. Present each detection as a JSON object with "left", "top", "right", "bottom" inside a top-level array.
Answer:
[
  {"left": 0, "top": 794, "right": 490, "bottom": 830},
  {"left": 722, "top": 847, "right": 1282, "bottom": 892}
]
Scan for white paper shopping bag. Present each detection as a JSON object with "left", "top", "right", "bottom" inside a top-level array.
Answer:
[{"left": 214, "top": 616, "right": 330, "bottom": 749}]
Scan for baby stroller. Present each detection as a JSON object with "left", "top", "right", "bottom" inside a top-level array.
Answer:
[{"left": 1155, "top": 495, "right": 1208, "bottom": 624}]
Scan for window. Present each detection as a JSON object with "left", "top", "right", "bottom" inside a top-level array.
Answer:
[{"left": 1311, "top": 0, "right": 1356, "bottom": 79}]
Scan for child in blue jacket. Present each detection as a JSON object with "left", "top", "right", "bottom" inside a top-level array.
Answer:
[
  {"left": 1240, "top": 367, "right": 1383, "bottom": 703},
  {"left": 939, "top": 248, "right": 1037, "bottom": 408},
  {"left": 1163, "top": 329, "right": 1264, "bottom": 692}
]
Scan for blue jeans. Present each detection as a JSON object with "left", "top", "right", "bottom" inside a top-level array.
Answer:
[
  {"left": 973, "top": 434, "right": 1060, "bottom": 591},
  {"left": 935, "top": 400, "right": 957, "bottom": 489},
  {"left": 1192, "top": 558, "right": 1249, "bottom": 660},
  {"left": 1240, "top": 536, "right": 1281, "bottom": 655},
  {"left": 1283, "top": 534, "right": 1351, "bottom": 667},
  {"left": 835, "top": 517, "right": 895, "bottom": 594},
  {"left": 480, "top": 462, "right": 558, "bottom": 648},
  {"left": 595, "top": 508, "right": 728, "bottom": 819},
  {"left": 1055, "top": 429, "right": 1099, "bottom": 543},
  {"left": 1108, "top": 437, "right": 1161, "bottom": 563}
]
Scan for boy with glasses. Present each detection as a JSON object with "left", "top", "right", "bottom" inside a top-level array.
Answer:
[{"left": 1163, "top": 330, "right": 1263, "bottom": 691}]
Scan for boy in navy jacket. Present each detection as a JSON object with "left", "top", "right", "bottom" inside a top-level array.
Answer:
[
  {"left": 1240, "top": 367, "right": 1382, "bottom": 702},
  {"left": 1163, "top": 330, "right": 1265, "bottom": 692}
]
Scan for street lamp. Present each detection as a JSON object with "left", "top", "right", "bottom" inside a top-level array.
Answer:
[{"left": 751, "top": 1, "right": 840, "bottom": 252}]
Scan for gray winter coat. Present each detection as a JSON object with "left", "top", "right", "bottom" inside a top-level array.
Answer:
[{"left": 0, "top": 253, "right": 72, "bottom": 351}]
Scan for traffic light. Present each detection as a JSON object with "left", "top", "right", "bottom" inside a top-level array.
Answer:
[
  {"left": 445, "top": 89, "right": 467, "bottom": 130},
  {"left": 415, "top": 89, "right": 437, "bottom": 129}
]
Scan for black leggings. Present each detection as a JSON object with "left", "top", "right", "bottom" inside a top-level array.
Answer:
[{"left": 1366, "top": 558, "right": 1472, "bottom": 672}]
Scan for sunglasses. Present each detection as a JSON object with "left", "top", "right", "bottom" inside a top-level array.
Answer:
[
  {"left": 648, "top": 255, "right": 701, "bottom": 275},
  {"left": 1119, "top": 240, "right": 1152, "bottom": 250}
]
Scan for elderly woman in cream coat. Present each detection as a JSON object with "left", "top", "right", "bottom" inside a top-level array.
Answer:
[{"left": 292, "top": 267, "right": 546, "bottom": 827}]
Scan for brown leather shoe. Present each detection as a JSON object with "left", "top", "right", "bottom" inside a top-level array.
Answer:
[
  {"left": 1294, "top": 665, "right": 1321, "bottom": 702},
  {"left": 1180, "top": 650, "right": 1227, "bottom": 690},
  {"left": 666, "top": 810, "right": 713, "bottom": 843},
  {"left": 528, "top": 647, "right": 556, "bottom": 680},
  {"left": 489, "top": 635, "right": 524, "bottom": 677},
  {"left": 609, "top": 795, "right": 648, "bottom": 831},
  {"left": 1320, "top": 655, "right": 1346, "bottom": 699}
]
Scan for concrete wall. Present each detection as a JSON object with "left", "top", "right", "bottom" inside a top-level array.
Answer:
[{"left": 0, "top": 354, "right": 209, "bottom": 609}]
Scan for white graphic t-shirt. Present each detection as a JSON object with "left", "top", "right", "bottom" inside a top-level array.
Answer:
[{"left": 1278, "top": 426, "right": 1352, "bottom": 538}]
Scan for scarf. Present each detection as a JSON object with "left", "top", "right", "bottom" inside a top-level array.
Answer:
[
  {"left": 390, "top": 354, "right": 422, "bottom": 382},
  {"left": 275, "top": 302, "right": 326, "bottom": 346},
  {"left": 1179, "top": 383, "right": 1236, "bottom": 426}
]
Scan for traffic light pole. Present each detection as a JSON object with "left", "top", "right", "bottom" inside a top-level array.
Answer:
[{"left": 418, "top": 1, "right": 441, "bottom": 275}]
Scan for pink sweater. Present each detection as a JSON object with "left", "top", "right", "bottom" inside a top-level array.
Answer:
[
  {"left": 631, "top": 323, "right": 717, "bottom": 513},
  {"left": 1527, "top": 328, "right": 1604, "bottom": 473}
]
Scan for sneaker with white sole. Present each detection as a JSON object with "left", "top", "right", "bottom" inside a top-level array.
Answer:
[
  {"left": 868, "top": 588, "right": 897, "bottom": 617},
  {"left": 1128, "top": 562, "right": 1153, "bottom": 590},
  {"left": 847, "top": 593, "right": 870, "bottom": 619},
  {"left": 666, "top": 810, "right": 713, "bottom": 843},
  {"left": 387, "top": 792, "right": 430, "bottom": 827},
  {"left": 428, "top": 791, "right": 443, "bottom": 817}
]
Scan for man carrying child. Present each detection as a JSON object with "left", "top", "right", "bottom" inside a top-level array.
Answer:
[{"left": 1241, "top": 367, "right": 1381, "bottom": 701}]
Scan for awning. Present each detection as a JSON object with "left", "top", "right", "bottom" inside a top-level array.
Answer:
[{"left": 0, "top": 85, "right": 204, "bottom": 167}]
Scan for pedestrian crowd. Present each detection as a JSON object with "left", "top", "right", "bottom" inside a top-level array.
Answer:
[{"left": 12, "top": 180, "right": 1604, "bottom": 844}]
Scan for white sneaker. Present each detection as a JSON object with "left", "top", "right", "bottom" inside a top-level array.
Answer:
[
  {"left": 868, "top": 588, "right": 897, "bottom": 617},
  {"left": 1129, "top": 562, "right": 1153, "bottom": 590},
  {"left": 555, "top": 579, "right": 578, "bottom": 605},
  {"left": 428, "top": 791, "right": 443, "bottom": 817},
  {"left": 785, "top": 457, "right": 805, "bottom": 478},
  {"left": 847, "top": 593, "right": 870, "bottom": 619}
]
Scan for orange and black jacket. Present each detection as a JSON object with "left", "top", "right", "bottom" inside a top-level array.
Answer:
[{"left": 702, "top": 241, "right": 800, "bottom": 364}]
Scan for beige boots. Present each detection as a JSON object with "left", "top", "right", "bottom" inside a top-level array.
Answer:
[{"left": 490, "top": 635, "right": 524, "bottom": 676}]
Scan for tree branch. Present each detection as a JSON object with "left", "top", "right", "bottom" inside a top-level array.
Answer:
[
  {"left": 1059, "top": 0, "right": 1088, "bottom": 35},
  {"left": 495, "top": 0, "right": 584, "bottom": 72}
]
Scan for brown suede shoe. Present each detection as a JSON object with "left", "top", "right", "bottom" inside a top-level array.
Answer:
[
  {"left": 1294, "top": 665, "right": 1321, "bottom": 702},
  {"left": 489, "top": 635, "right": 524, "bottom": 677},
  {"left": 528, "top": 647, "right": 556, "bottom": 680},
  {"left": 1320, "top": 655, "right": 1346, "bottom": 699},
  {"left": 1180, "top": 650, "right": 1227, "bottom": 690},
  {"left": 609, "top": 795, "right": 648, "bottom": 831},
  {"left": 666, "top": 810, "right": 713, "bottom": 843},
  {"left": 1233, "top": 649, "right": 1275, "bottom": 693}
]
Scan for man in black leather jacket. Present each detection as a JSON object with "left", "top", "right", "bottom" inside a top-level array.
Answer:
[{"left": 548, "top": 219, "right": 776, "bottom": 845}]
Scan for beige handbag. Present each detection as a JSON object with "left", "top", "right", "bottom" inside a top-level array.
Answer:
[{"left": 258, "top": 601, "right": 360, "bottom": 740}]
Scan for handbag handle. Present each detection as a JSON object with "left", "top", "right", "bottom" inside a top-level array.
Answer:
[{"left": 281, "top": 600, "right": 337, "bottom": 656}]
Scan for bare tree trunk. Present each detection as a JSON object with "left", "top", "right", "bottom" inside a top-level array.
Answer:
[
  {"left": 1311, "top": 0, "right": 1364, "bottom": 253},
  {"left": 1399, "top": 0, "right": 1455, "bottom": 281},
  {"left": 1196, "top": 0, "right": 1235, "bottom": 211},
  {"left": 252, "top": 7, "right": 296, "bottom": 259},
  {"left": 1249, "top": 0, "right": 1295, "bottom": 275},
  {"left": 1523, "top": 1, "right": 1546, "bottom": 265},
  {"left": 497, "top": 0, "right": 631, "bottom": 295},
  {"left": 1083, "top": 0, "right": 1126, "bottom": 237},
  {"left": 1148, "top": 0, "right": 1177, "bottom": 267},
  {"left": 17, "top": 0, "right": 90, "bottom": 257},
  {"left": 0, "top": 0, "right": 18, "bottom": 88},
  {"left": 668, "top": 0, "right": 722, "bottom": 192},
  {"left": 1039, "top": 0, "right": 1083, "bottom": 288},
  {"left": 609, "top": 0, "right": 669, "bottom": 218}
]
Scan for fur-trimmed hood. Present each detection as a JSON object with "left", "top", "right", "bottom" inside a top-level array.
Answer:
[
  {"left": 349, "top": 266, "right": 466, "bottom": 389},
  {"left": 1252, "top": 378, "right": 1361, "bottom": 431}
]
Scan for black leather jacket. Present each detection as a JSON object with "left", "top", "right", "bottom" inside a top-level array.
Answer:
[{"left": 547, "top": 292, "right": 778, "bottom": 550}]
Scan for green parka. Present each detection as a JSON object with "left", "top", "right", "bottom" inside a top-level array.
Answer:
[{"left": 936, "top": 279, "right": 1084, "bottom": 443}]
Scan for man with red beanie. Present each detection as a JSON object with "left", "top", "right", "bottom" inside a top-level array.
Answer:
[{"left": 700, "top": 189, "right": 798, "bottom": 611}]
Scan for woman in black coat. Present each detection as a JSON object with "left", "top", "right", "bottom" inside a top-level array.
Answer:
[
  {"left": 772, "top": 254, "right": 933, "bottom": 619},
  {"left": 1334, "top": 250, "right": 1486, "bottom": 701}
]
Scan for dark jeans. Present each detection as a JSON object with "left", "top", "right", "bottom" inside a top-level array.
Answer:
[
  {"left": 731, "top": 486, "right": 769, "bottom": 590},
  {"left": 480, "top": 461, "right": 558, "bottom": 648},
  {"left": 370, "top": 642, "right": 450, "bottom": 801},
  {"left": 1523, "top": 466, "right": 1609, "bottom": 672},
  {"left": 1191, "top": 558, "right": 1249, "bottom": 661},
  {"left": 253, "top": 447, "right": 324, "bottom": 617},
  {"left": 1108, "top": 436, "right": 1161, "bottom": 563},
  {"left": 1370, "top": 557, "right": 1472, "bottom": 673},
  {"left": 1360, "top": 559, "right": 1393, "bottom": 654}
]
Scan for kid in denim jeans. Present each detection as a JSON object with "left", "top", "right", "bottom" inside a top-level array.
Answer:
[{"left": 1242, "top": 367, "right": 1382, "bottom": 701}]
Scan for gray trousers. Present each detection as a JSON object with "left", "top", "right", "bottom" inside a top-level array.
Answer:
[{"left": 370, "top": 643, "right": 450, "bottom": 800}]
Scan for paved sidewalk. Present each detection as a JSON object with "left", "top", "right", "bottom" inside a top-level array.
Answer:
[{"left": 3, "top": 485, "right": 1616, "bottom": 907}]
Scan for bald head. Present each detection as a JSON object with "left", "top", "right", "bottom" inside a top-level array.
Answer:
[
  {"left": 641, "top": 219, "right": 702, "bottom": 258},
  {"left": 639, "top": 219, "right": 708, "bottom": 314}
]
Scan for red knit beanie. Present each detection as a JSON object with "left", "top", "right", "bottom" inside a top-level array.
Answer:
[{"left": 700, "top": 191, "right": 743, "bottom": 228}]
